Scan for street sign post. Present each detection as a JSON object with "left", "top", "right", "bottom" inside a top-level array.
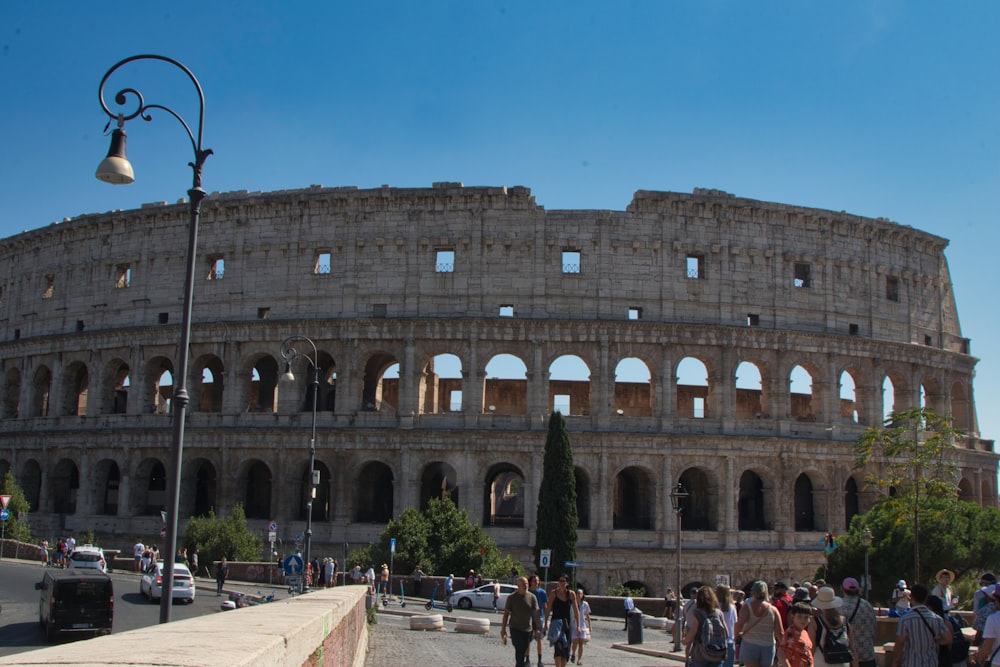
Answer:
[{"left": 539, "top": 548, "right": 552, "bottom": 585}]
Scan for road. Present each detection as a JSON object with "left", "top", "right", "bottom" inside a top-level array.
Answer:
[{"left": 0, "top": 559, "right": 225, "bottom": 657}]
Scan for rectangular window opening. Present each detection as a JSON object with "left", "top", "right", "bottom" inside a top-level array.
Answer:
[
  {"left": 449, "top": 390, "right": 462, "bottom": 412},
  {"left": 372, "top": 303, "right": 388, "bottom": 318},
  {"left": 158, "top": 313, "right": 169, "bottom": 324},
  {"left": 849, "top": 323, "right": 860, "bottom": 336},
  {"left": 75, "top": 320, "right": 85, "bottom": 332},
  {"left": 693, "top": 396, "right": 705, "bottom": 419},
  {"left": 924, "top": 334, "right": 933, "bottom": 346},
  {"left": 886, "top": 276, "right": 900, "bottom": 302},
  {"left": 257, "top": 307, "right": 270, "bottom": 320},
  {"left": 314, "top": 252, "right": 331, "bottom": 275},
  {"left": 562, "top": 250, "right": 581, "bottom": 274},
  {"left": 115, "top": 264, "right": 132, "bottom": 289},
  {"left": 436, "top": 249, "right": 455, "bottom": 273},
  {"left": 628, "top": 307, "right": 642, "bottom": 320},
  {"left": 747, "top": 313, "right": 760, "bottom": 327},
  {"left": 793, "top": 263, "right": 811, "bottom": 288},
  {"left": 42, "top": 275, "right": 54, "bottom": 300},
  {"left": 207, "top": 256, "right": 225, "bottom": 280},
  {"left": 553, "top": 394, "right": 571, "bottom": 414},
  {"left": 686, "top": 254, "right": 705, "bottom": 279},
  {"left": 499, "top": 304, "right": 514, "bottom": 317}
]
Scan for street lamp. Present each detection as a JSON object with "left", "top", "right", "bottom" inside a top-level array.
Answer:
[
  {"left": 280, "top": 335, "right": 320, "bottom": 589},
  {"left": 861, "top": 529, "right": 874, "bottom": 600},
  {"left": 96, "top": 54, "right": 212, "bottom": 624},
  {"left": 670, "top": 482, "right": 689, "bottom": 652}
]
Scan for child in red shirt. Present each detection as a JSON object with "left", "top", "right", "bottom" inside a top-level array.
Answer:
[{"left": 778, "top": 603, "right": 815, "bottom": 667}]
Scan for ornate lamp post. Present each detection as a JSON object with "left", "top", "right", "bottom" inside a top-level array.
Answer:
[
  {"left": 96, "top": 54, "right": 211, "bottom": 623},
  {"left": 861, "top": 529, "right": 874, "bottom": 600},
  {"left": 670, "top": 482, "right": 689, "bottom": 651},
  {"left": 280, "top": 335, "right": 320, "bottom": 589}
]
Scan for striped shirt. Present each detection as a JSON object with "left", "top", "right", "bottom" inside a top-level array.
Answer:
[{"left": 896, "top": 606, "right": 947, "bottom": 667}]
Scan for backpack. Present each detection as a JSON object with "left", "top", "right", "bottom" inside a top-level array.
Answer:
[
  {"left": 946, "top": 615, "right": 969, "bottom": 663},
  {"left": 817, "top": 616, "right": 853, "bottom": 664},
  {"left": 691, "top": 608, "right": 729, "bottom": 663}
]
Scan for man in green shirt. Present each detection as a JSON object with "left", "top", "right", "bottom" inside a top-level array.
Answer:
[{"left": 502, "top": 577, "right": 541, "bottom": 667}]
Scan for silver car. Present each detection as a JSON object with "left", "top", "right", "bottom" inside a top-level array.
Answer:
[
  {"left": 139, "top": 562, "right": 196, "bottom": 603},
  {"left": 449, "top": 583, "right": 517, "bottom": 610},
  {"left": 67, "top": 545, "right": 108, "bottom": 573}
]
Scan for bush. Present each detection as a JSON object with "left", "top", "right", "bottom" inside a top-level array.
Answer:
[{"left": 183, "top": 504, "right": 263, "bottom": 566}]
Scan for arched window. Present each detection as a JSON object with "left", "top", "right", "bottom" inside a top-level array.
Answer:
[
  {"left": 355, "top": 461, "right": 394, "bottom": 522},
  {"left": 420, "top": 462, "right": 459, "bottom": 510},
  {"left": 794, "top": 474, "right": 815, "bottom": 531},
  {"left": 483, "top": 465, "right": 524, "bottom": 526},
  {"left": 614, "top": 467, "right": 654, "bottom": 530},
  {"left": 548, "top": 355, "right": 591, "bottom": 416},
  {"left": 738, "top": 471, "right": 767, "bottom": 531},
  {"left": 244, "top": 461, "right": 272, "bottom": 519},
  {"left": 483, "top": 354, "right": 528, "bottom": 415}
]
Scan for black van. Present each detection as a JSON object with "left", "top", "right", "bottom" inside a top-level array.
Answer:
[{"left": 35, "top": 569, "right": 114, "bottom": 640}]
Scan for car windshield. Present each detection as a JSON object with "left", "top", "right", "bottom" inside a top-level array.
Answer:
[{"left": 72, "top": 553, "right": 102, "bottom": 562}]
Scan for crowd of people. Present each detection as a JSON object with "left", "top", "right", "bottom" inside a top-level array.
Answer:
[{"left": 38, "top": 533, "right": 76, "bottom": 567}]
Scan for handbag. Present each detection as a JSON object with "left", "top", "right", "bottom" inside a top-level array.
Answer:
[{"left": 547, "top": 618, "right": 567, "bottom": 647}]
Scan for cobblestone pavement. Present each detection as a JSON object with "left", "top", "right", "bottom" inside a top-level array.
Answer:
[{"left": 364, "top": 607, "right": 681, "bottom": 666}]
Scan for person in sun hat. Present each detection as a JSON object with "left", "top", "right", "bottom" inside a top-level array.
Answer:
[
  {"left": 842, "top": 578, "right": 876, "bottom": 667},
  {"left": 792, "top": 587, "right": 811, "bottom": 604},
  {"left": 932, "top": 569, "right": 958, "bottom": 611},
  {"left": 809, "top": 587, "right": 853, "bottom": 667},
  {"left": 890, "top": 579, "right": 911, "bottom": 617}
]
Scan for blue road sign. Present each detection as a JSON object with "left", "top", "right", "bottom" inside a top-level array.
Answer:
[
  {"left": 0, "top": 508, "right": 9, "bottom": 521},
  {"left": 283, "top": 554, "right": 304, "bottom": 576},
  {"left": 564, "top": 561, "right": 581, "bottom": 568}
]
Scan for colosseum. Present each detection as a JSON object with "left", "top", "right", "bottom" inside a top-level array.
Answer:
[{"left": 0, "top": 182, "right": 996, "bottom": 592}]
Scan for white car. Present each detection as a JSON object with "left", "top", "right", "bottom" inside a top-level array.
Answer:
[
  {"left": 67, "top": 545, "right": 108, "bottom": 573},
  {"left": 449, "top": 583, "right": 517, "bottom": 610},
  {"left": 140, "top": 562, "right": 196, "bottom": 603}
]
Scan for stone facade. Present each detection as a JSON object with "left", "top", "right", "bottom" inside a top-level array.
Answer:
[{"left": 0, "top": 183, "right": 996, "bottom": 594}]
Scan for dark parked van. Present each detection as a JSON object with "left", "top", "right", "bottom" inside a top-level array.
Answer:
[{"left": 35, "top": 569, "right": 114, "bottom": 640}]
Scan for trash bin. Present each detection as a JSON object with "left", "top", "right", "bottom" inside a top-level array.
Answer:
[{"left": 627, "top": 610, "right": 644, "bottom": 644}]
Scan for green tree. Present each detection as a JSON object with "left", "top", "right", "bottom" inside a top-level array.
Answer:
[
  {"left": 183, "top": 504, "right": 263, "bottom": 566},
  {"left": 0, "top": 469, "right": 33, "bottom": 544},
  {"left": 855, "top": 407, "right": 964, "bottom": 584},
  {"left": 533, "top": 411, "right": 578, "bottom": 572},
  {"left": 353, "top": 497, "right": 519, "bottom": 578}
]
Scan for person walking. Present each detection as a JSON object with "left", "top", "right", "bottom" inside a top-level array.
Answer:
[
  {"left": 892, "top": 584, "right": 951, "bottom": 667},
  {"left": 529, "top": 574, "right": 549, "bottom": 667},
  {"left": 215, "top": 557, "right": 229, "bottom": 596},
  {"left": 717, "top": 584, "right": 739, "bottom": 667},
  {"left": 809, "top": 586, "right": 854, "bottom": 667},
  {"left": 735, "top": 581, "right": 784, "bottom": 667},
  {"left": 571, "top": 587, "right": 592, "bottom": 665},
  {"left": 412, "top": 566, "right": 424, "bottom": 597},
  {"left": 684, "top": 585, "right": 728, "bottom": 667},
  {"left": 133, "top": 538, "right": 145, "bottom": 572},
  {"left": 841, "top": 578, "right": 876, "bottom": 667},
  {"left": 778, "top": 602, "right": 815, "bottom": 667},
  {"left": 623, "top": 593, "right": 636, "bottom": 630},
  {"left": 493, "top": 579, "right": 502, "bottom": 612},
  {"left": 545, "top": 575, "right": 580, "bottom": 667},
  {"left": 501, "top": 576, "right": 541, "bottom": 667}
]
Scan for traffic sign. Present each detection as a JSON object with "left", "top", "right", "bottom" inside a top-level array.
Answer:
[
  {"left": 539, "top": 549, "right": 552, "bottom": 568},
  {"left": 564, "top": 561, "right": 581, "bottom": 568},
  {"left": 268, "top": 521, "right": 278, "bottom": 532},
  {"left": 0, "top": 495, "right": 10, "bottom": 509},
  {"left": 390, "top": 538, "right": 396, "bottom": 553},
  {"left": 283, "top": 553, "right": 304, "bottom": 576},
  {"left": 0, "top": 508, "right": 9, "bottom": 521}
]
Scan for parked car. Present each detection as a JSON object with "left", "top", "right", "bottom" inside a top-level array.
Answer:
[
  {"left": 449, "top": 583, "right": 517, "bottom": 610},
  {"left": 139, "top": 562, "right": 196, "bottom": 603},
  {"left": 35, "top": 569, "right": 114, "bottom": 641},
  {"left": 68, "top": 545, "right": 108, "bottom": 573}
]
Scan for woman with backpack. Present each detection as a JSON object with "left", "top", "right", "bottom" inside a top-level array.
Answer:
[
  {"left": 928, "top": 594, "right": 970, "bottom": 667},
  {"left": 809, "top": 587, "right": 855, "bottom": 667},
  {"left": 685, "top": 585, "right": 730, "bottom": 667},
  {"left": 736, "top": 581, "right": 785, "bottom": 667}
]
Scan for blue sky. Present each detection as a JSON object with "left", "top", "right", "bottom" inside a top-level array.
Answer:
[{"left": 2, "top": 2, "right": 999, "bottom": 441}]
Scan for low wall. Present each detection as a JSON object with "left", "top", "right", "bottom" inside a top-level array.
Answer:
[{"left": 0, "top": 584, "right": 369, "bottom": 667}]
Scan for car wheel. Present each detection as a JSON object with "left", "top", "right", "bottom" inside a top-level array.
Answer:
[{"left": 457, "top": 597, "right": 472, "bottom": 610}]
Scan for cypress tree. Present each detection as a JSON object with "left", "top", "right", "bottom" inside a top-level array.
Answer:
[{"left": 534, "top": 411, "right": 578, "bottom": 572}]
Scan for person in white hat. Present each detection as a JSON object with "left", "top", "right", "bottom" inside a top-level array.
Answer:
[
  {"left": 809, "top": 587, "right": 854, "bottom": 667},
  {"left": 890, "top": 580, "right": 911, "bottom": 616}
]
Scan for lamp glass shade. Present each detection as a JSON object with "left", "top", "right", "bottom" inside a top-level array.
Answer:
[{"left": 95, "top": 129, "right": 135, "bottom": 185}]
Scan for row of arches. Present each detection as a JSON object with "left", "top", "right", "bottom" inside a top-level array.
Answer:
[
  {"left": 1, "top": 455, "right": 984, "bottom": 532},
  {"left": 1, "top": 348, "right": 974, "bottom": 431}
]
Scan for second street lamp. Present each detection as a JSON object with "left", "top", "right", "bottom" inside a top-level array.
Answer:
[
  {"left": 280, "top": 335, "right": 320, "bottom": 590},
  {"left": 96, "top": 54, "right": 212, "bottom": 624},
  {"left": 670, "top": 482, "right": 689, "bottom": 651}
]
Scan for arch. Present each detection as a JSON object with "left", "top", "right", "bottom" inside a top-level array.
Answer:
[
  {"left": 677, "top": 357, "right": 709, "bottom": 419},
  {"left": 614, "top": 357, "right": 652, "bottom": 416},
  {"left": 738, "top": 470, "right": 767, "bottom": 531},
  {"left": 93, "top": 459, "right": 120, "bottom": 515},
  {"left": 420, "top": 462, "right": 459, "bottom": 510},
  {"left": 839, "top": 370, "right": 859, "bottom": 424},
  {"left": 50, "top": 458, "right": 80, "bottom": 515},
  {"left": 920, "top": 376, "right": 946, "bottom": 416},
  {"left": 361, "top": 352, "right": 399, "bottom": 412},
  {"left": 735, "top": 361, "right": 764, "bottom": 419},
  {"left": 59, "top": 361, "right": 89, "bottom": 417},
  {"left": 548, "top": 354, "right": 591, "bottom": 416},
  {"left": 194, "top": 354, "right": 225, "bottom": 413},
  {"left": 614, "top": 466, "right": 654, "bottom": 530},
  {"left": 958, "top": 477, "right": 975, "bottom": 503},
  {"left": 144, "top": 357, "right": 174, "bottom": 415},
  {"left": 355, "top": 461, "right": 394, "bottom": 522},
  {"left": 483, "top": 463, "right": 525, "bottom": 526},
  {"left": 104, "top": 358, "right": 130, "bottom": 415},
  {"left": 789, "top": 365, "right": 816, "bottom": 421},
  {"left": 243, "top": 460, "right": 272, "bottom": 519},
  {"left": 187, "top": 459, "right": 217, "bottom": 517},
  {"left": 21, "top": 459, "right": 41, "bottom": 510},
  {"left": 483, "top": 353, "right": 528, "bottom": 415},
  {"left": 419, "top": 353, "right": 463, "bottom": 414},
  {"left": 951, "top": 381, "right": 971, "bottom": 431},
  {"left": 298, "top": 460, "right": 332, "bottom": 521},
  {"left": 3, "top": 367, "right": 20, "bottom": 418},
  {"left": 793, "top": 473, "right": 816, "bottom": 531},
  {"left": 883, "top": 370, "right": 911, "bottom": 419},
  {"left": 844, "top": 476, "right": 860, "bottom": 531},
  {"left": 575, "top": 467, "right": 591, "bottom": 529},
  {"left": 135, "top": 458, "right": 168, "bottom": 516},
  {"left": 31, "top": 365, "right": 52, "bottom": 417},
  {"left": 679, "top": 467, "right": 715, "bottom": 531},
  {"left": 247, "top": 355, "right": 280, "bottom": 413}
]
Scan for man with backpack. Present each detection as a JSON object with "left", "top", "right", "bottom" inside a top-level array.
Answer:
[
  {"left": 841, "top": 578, "right": 877, "bottom": 667},
  {"left": 892, "top": 584, "right": 952, "bottom": 667},
  {"left": 684, "top": 585, "right": 729, "bottom": 667}
]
